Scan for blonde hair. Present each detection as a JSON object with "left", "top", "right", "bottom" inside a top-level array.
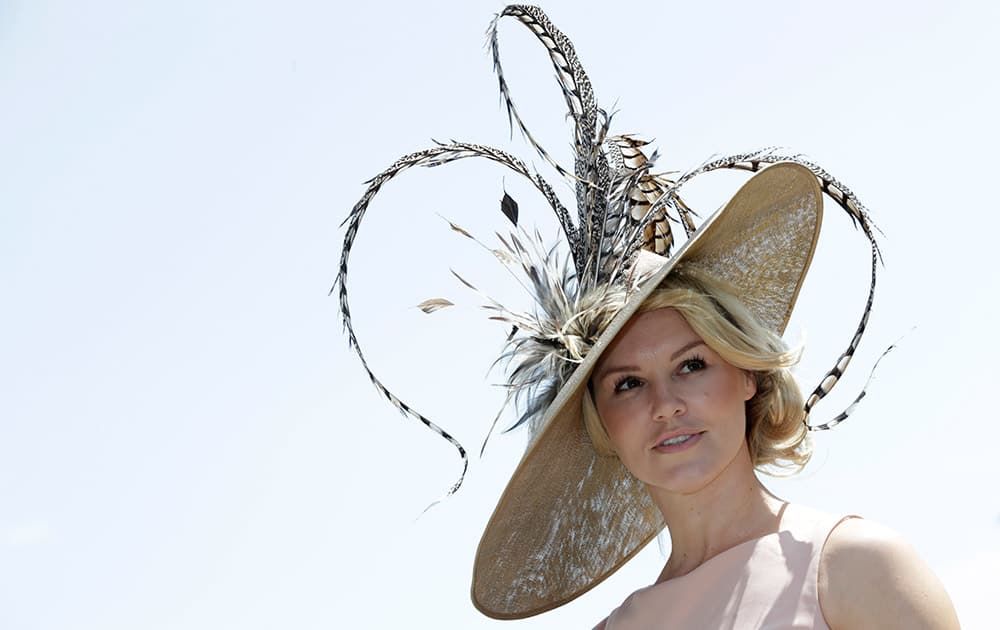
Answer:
[{"left": 582, "top": 265, "right": 812, "bottom": 474}]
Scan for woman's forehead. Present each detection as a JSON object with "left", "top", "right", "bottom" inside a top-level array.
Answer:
[{"left": 595, "top": 308, "right": 703, "bottom": 373}]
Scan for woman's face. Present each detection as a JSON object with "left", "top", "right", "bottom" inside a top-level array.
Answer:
[{"left": 591, "top": 307, "right": 756, "bottom": 495}]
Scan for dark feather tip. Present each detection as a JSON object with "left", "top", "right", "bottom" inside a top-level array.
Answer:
[{"left": 500, "top": 191, "right": 519, "bottom": 226}]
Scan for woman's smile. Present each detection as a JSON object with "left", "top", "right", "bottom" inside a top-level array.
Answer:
[{"left": 652, "top": 430, "right": 705, "bottom": 453}]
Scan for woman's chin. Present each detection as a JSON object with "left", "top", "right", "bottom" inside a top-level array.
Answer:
[
  {"left": 639, "top": 465, "right": 722, "bottom": 497},
  {"left": 638, "top": 447, "right": 754, "bottom": 498}
]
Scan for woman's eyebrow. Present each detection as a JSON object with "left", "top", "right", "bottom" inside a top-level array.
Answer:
[
  {"left": 670, "top": 340, "right": 705, "bottom": 361},
  {"left": 594, "top": 364, "right": 639, "bottom": 382},
  {"left": 595, "top": 340, "right": 706, "bottom": 382}
]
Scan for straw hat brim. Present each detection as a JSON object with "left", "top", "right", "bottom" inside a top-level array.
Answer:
[{"left": 471, "top": 163, "right": 824, "bottom": 619}]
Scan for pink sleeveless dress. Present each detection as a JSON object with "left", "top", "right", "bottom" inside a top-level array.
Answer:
[{"left": 601, "top": 505, "right": 857, "bottom": 629}]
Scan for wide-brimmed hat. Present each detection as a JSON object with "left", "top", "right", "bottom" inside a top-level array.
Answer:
[
  {"left": 472, "top": 162, "right": 822, "bottom": 618},
  {"left": 336, "top": 4, "right": 881, "bottom": 621}
]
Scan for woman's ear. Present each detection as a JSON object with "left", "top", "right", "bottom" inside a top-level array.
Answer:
[{"left": 743, "top": 371, "right": 757, "bottom": 401}]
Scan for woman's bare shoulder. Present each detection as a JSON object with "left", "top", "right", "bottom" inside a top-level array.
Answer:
[{"left": 818, "top": 518, "right": 960, "bottom": 629}]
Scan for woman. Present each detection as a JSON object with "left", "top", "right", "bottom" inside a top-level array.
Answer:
[
  {"left": 337, "top": 5, "right": 959, "bottom": 627},
  {"left": 469, "top": 165, "right": 958, "bottom": 628},
  {"left": 583, "top": 267, "right": 959, "bottom": 628}
]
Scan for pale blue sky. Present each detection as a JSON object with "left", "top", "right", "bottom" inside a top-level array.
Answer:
[{"left": 2, "top": 1, "right": 998, "bottom": 628}]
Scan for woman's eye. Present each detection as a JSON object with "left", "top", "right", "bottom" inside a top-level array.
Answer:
[
  {"left": 679, "top": 357, "right": 706, "bottom": 374},
  {"left": 613, "top": 376, "right": 642, "bottom": 393}
]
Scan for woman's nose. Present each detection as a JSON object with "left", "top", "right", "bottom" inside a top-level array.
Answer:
[{"left": 651, "top": 381, "right": 685, "bottom": 421}]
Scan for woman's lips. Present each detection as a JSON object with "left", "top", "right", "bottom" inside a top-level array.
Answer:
[{"left": 652, "top": 431, "right": 704, "bottom": 454}]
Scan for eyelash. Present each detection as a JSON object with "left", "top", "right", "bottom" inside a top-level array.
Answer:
[
  {"left": 680, "top": 355, "right": 706, "bottom": 374},
  {"left": 613, "top": 375, "right": 642, "bottom": 393},
  {"left": 611, "top": 355, "right": 707, "bottom": 393}
]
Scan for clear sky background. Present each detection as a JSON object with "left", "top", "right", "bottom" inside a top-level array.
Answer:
[{"left": 2, "top": 0, "right": 998, "bottom": 628}]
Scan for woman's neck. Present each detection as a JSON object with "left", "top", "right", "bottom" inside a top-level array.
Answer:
[{"left": 648, "top": 449, "right": 787, "bottom": 583}]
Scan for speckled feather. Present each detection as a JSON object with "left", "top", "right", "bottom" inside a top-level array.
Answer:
[{"left": 337, "top": 6, "right": 883, "bottom": 494}]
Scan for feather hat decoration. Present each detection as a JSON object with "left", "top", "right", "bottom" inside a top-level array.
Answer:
[{"left": 335, "top": 4, "right": 881, "bottom": 500}]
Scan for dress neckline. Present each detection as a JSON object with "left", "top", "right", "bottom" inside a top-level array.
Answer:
[{"left": 651, "top": 502, "right": 796, "bottom": 588}]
